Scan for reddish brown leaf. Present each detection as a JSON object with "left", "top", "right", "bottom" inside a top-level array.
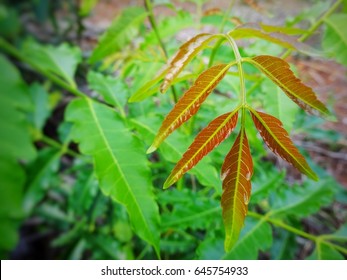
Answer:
[
  {"left": 147, "top": 63, "right": 233, "bottom": 153},
  {"left": 250, "top": 109, "right": 318, "bottom": 180},
  {"left": 163, "top": 110, "right": 239, "bottom": 189},
  {"left": 245, "top": 55, "right": 330, "bottom": 117},
  {"left": 160, "top": 33, "right": 221, "bottom": 93},
  {"left": 221, "top": 128, "right": 253, "bottom": 251}
]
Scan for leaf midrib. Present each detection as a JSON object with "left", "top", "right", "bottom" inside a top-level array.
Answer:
[
  {"left": 228, "top": 128, "right": 246, "bottom": 245},
  {"left": 86, "top": 99, "right": 152, "bottom": 240}
]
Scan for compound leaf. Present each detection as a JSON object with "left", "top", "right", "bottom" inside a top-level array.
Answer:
[
  {"left": 246, "top": 55, "right": 330, "bottom": 117},
  {"left": 221, "top": 128, "right": 253, "bottom": 251},
  {"left": 160, "top": 33, "right": 222, "bottom": 93},
  {"left": 164, "top": 110, "right": 239, "bottom": 189},
  {"left": 250, "top": 109, "right": 318, "bottom": 180},
  {"left": 66, "top": 98, "right": 160, "bottom": 253},
  {"left": 148, "top": 63, "right": 232, "bottom": 153}
]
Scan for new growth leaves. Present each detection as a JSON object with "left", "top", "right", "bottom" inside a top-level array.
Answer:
[{"left": 146, "top": 27, "right": 330, "bottom": 251}]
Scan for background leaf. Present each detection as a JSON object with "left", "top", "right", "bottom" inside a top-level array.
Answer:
[
  {"left": 270, "top": 179, "right": 337, "bottom": 217},
  {"left": 23, "top": 148, "right": 61, "bottom": 214},
  {"left": 66, "top": 98, "right": 160, "bottom": 253},
  {"left": 22, "top": 40, "right": 81, "bottom": 88},
  {"left": 323, "top": 13, "right": 347, "bottom": 67},
  {"left": 223, "top": 217, "right": 272, "bottom": 259},
  {"left": 89, "top": 7, "right": 147, "bottom": 63},
  {"left": 0, "top": 55, "right": 36, "bottom": 257},
  {"left": 308, "top": 242, "right": 344, "bottom": 260},
  {"left": 87, "top": 71, "right": 128, "bottom": 111},
  {"left": 261, "top": 79, "right": 298, "bottom": 132}
]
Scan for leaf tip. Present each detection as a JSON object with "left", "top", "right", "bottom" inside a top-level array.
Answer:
[
  {"left": 163, "top": 177, "right": 174, "bottom": 189},
  {"left": 224, "top": 235, "right": 236, "bottom": 252},
  {"left": 146, "top": 145, "right": 157, "bottom": 154},
  {"left": 309, "top": 172, "right": 319, "bottom": 182}
]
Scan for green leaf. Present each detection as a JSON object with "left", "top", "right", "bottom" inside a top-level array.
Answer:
[
  {"left": 79, "top": 0, "right": 99, "bottom": 16},
  {"left": 22, "top": 40, "right": 81, "bottom": 88},
  {"left": 29, "top": 83, "right": 51, "bottom": 131},
  {"left": 0, "top": 159, "right": 26, "bottom": 257},
  {"left": 66, "top": 98, "right": 160, "bottom": 253},
  {"left": 251, "top": 169, "right": 285, "bottom": 204},
  {"left": 0, "top": 55, "right": 36, "bottom": 257},
  {"left": 89, "top": 7, "right": 147, "bottom": 63},
  {"left": 270, "top": 229, "right": 296, "bottom": 260},
  {"left": 23, "top": 148, "right": 61, "bottom": 214},
  {"left": 261, "top": 79, "right": 298, "bottom": 132},
  {"left": 87, "top": 71, "right": 128, "bottom": 111},
  {"left": 69, "top": 164, "right": 99, "bottom": 217},
  {"left": 270, "top": 179, "right": 336, "bottom": 217},
  {"left": 323, "top": 14, "right": 347, "bottom": 67},
  {"left": 308, "top": 242, "right": 344, "bottom": 260},
  {"left": 229, "top": 23, "right": 316, "bottom": 55},
  {"left": 159, "top": 188, "right": 221, "bottom": 230},
  {"left": 325, "top": 224, "right": 347, "bottom": 241},
  {"left": 196, "top": 215, "right": 274, "bottom": 260},
  {"left": 223, "top": 217, "right": 272, "bottom": 260}
]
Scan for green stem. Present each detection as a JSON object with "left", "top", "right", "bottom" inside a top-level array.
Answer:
[
  {"left": 0, "top": 38, "right": 86, "bottom": 99},
  {"left": 144, "top": 0, "right": 168, "bottom": 59},
  {"left": 41, "top": 135, "right": 81, "bottom": 158},
  {"left": 208, "top": 37, "right": 225, "bottom": 68},
  {"left": 282, "top": 0, "right": 343, "bottom": 59},
  {"left": 144, "top": 0, "right": 178, "bottom": 103},
  {"left": 248, "top": 211, "right": 347, "bottom": 255},
  {"left": 246, "top": 0, "right": 343, "bottom": 98},
  {"left": 219, "top": 0, "right": 236, "bottom": 33},
  {"left": 225, "top": 34, "right": 247, "bottom": 126}
]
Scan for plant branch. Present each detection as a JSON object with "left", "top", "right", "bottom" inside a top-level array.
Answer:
[
  {"left": 282, "top": 0, "right": 343, "bottom": 59},
  {"left": 41, "top": 135, "right": 81, "bottom": 158},
  {"left": 245, "top": 0, "right": 343, "bottom": 98},
  {"left": 0, "top": 38, "right": 86, "bottom": 99},
  {"left": 248, "top": 211, "right": 347, "bottom": 255},
  {"left": 144, "top": 0, "right": 168, "bottom": 59},
  {"left": 219, "top": 0, "right": 236, "bottom": 33}
]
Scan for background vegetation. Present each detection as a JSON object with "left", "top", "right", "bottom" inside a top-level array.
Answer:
[{"left": 0, "top": 0, "right": 346, "bottom": 260}]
